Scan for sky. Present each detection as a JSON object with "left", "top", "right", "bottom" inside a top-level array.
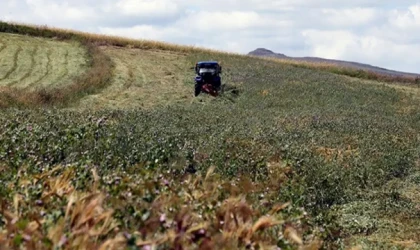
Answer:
[{"left": 2, "top": 0, "right": 420, "bottom": 73}]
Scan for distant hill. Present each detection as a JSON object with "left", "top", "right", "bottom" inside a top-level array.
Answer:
[{"left": 249, "top": 48, "right": 420, "bottom": 78}]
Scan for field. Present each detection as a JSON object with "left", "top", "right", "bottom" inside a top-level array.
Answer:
[
  {"left": 1, "top": 22, "right": 420, "bottom": 249},
  {"left": 77, "top": 47, "right": 192, "bottom": 110},
  {"left": 0, "top": 33, "right": 88, "bottom": 90}
]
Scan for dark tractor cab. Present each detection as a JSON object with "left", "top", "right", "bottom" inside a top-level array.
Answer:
[
  {"left": 194, "top": 61, "right": 222, "bottom": 97},
  {"left": 195, "top": 61, "right": 222, "bottom": 76}
]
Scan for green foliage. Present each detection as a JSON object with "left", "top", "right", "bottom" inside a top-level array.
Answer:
[
  {"left": 0, "top": 165, "right": 318, "bottom": 249},
  {"left": 1, "top": 22, "right": 420, "bottom": 248}
]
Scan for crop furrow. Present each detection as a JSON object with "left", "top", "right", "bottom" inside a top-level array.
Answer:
[
  {"left": 29, "top": 47, "right": 52, "bottom": 87},
  {"left": 126, "top": 65, "right": 135, "bottom": 88},
  {"left": 8, "top": 45, "right": 39, "bottom": 87},
  {"left": 0, "top": 41, "right": 6, "bottom": 54},
  {"left": 0, "top": 45, "right": 22, "bottom": 81},
  {"left": 53, "top": 49, "right": 69, "bottom": 85},
  {"left": 123, "top": 60, "right": 136, "bottom": 88}
]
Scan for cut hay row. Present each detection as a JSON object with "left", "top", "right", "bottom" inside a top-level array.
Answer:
[
  {"left": 29, "top": 48, "right": 52, "bottom": 88},
  {"left": 7, "top": 45, "right": 38, "bottom": 87},
  {"left": 77, "top": 47, "right": 192, "bottom": 110},
  {"left": 0, "top": 45, "right": 22, "bottom": 81},
  {"left": 53, "top": 50, "right": 70, "bottom": 87},
  {"left": 0, "top": 31, "right": 112, "bottom": 108},
  {"left": 0, "top": 33, "right": 88, "bottom": 90},
  {"left": 0, "top": 39, "right": 6, "bottom": 53},
  {"left": 0, "top": 45, "right": 113, "bottom": 108}
]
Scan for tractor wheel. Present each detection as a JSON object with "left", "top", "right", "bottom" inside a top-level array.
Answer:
[{"left": 194, "top": 83, "right": 202, "bottom": 97}]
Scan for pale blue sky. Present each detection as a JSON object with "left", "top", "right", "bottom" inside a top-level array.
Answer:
[{"left": 2, "top": 0, "right": 420, "bottom": 73}]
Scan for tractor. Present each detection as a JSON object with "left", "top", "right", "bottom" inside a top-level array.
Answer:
[{"left": 194, "top": 61, "right": 222, "bottom": 97}]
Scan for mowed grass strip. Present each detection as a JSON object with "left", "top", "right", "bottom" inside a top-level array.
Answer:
[
  {"left": 76, "top": 47, "right": 192, "bottom": 110},
  {"left": 51, "top": 45, "right": 90, "bottom": 88},
  {"left": 0, "top": 44, "right": 22, "bottom": 82},
  {"left": 7, "top": 44, "right": 38, "bottom": 87},
  {"left": 21, "top": 47, "right": 52, "bottom": 88},
  {"left": 52, "top": 49, "right": 70, "bottom": 86},
  {"left": 0, "top": 32, "right": 111, "bottom": 108},
  {"left": 0, "top": 33, "right": 89, "bottom": 90},
  {"left": 0, "top": 39, "right": 6, "bottom": 53},
  {"left": 0, "top": 42, "right": 15, "bottom": 78}
]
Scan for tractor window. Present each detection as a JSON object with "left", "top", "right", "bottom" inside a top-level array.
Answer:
[{"left": 199, "top": 68, "right": 216, "bottom": 74}]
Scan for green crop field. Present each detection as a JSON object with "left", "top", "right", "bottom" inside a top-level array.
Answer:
[{"left": 0, "top": 22, "right": 420, "bottom": 250}]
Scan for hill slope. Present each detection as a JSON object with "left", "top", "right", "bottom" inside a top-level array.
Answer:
[
  {"left": 0, "top": 22, "right": 420, "bottom": 249},
  {"left": 249, "top": 48, "right": 420, "bottom": 82}
]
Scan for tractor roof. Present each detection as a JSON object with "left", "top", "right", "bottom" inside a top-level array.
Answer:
[{"left": 197, "top": 61, "right": 219, "bottom": 65}]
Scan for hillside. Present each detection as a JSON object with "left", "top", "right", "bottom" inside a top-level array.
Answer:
[
  {"left": 1, "top": 22, "right": 420, "bottom": 249},
  {"left": 249, "top": 48, "right": 420, "bottom": 83}
]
